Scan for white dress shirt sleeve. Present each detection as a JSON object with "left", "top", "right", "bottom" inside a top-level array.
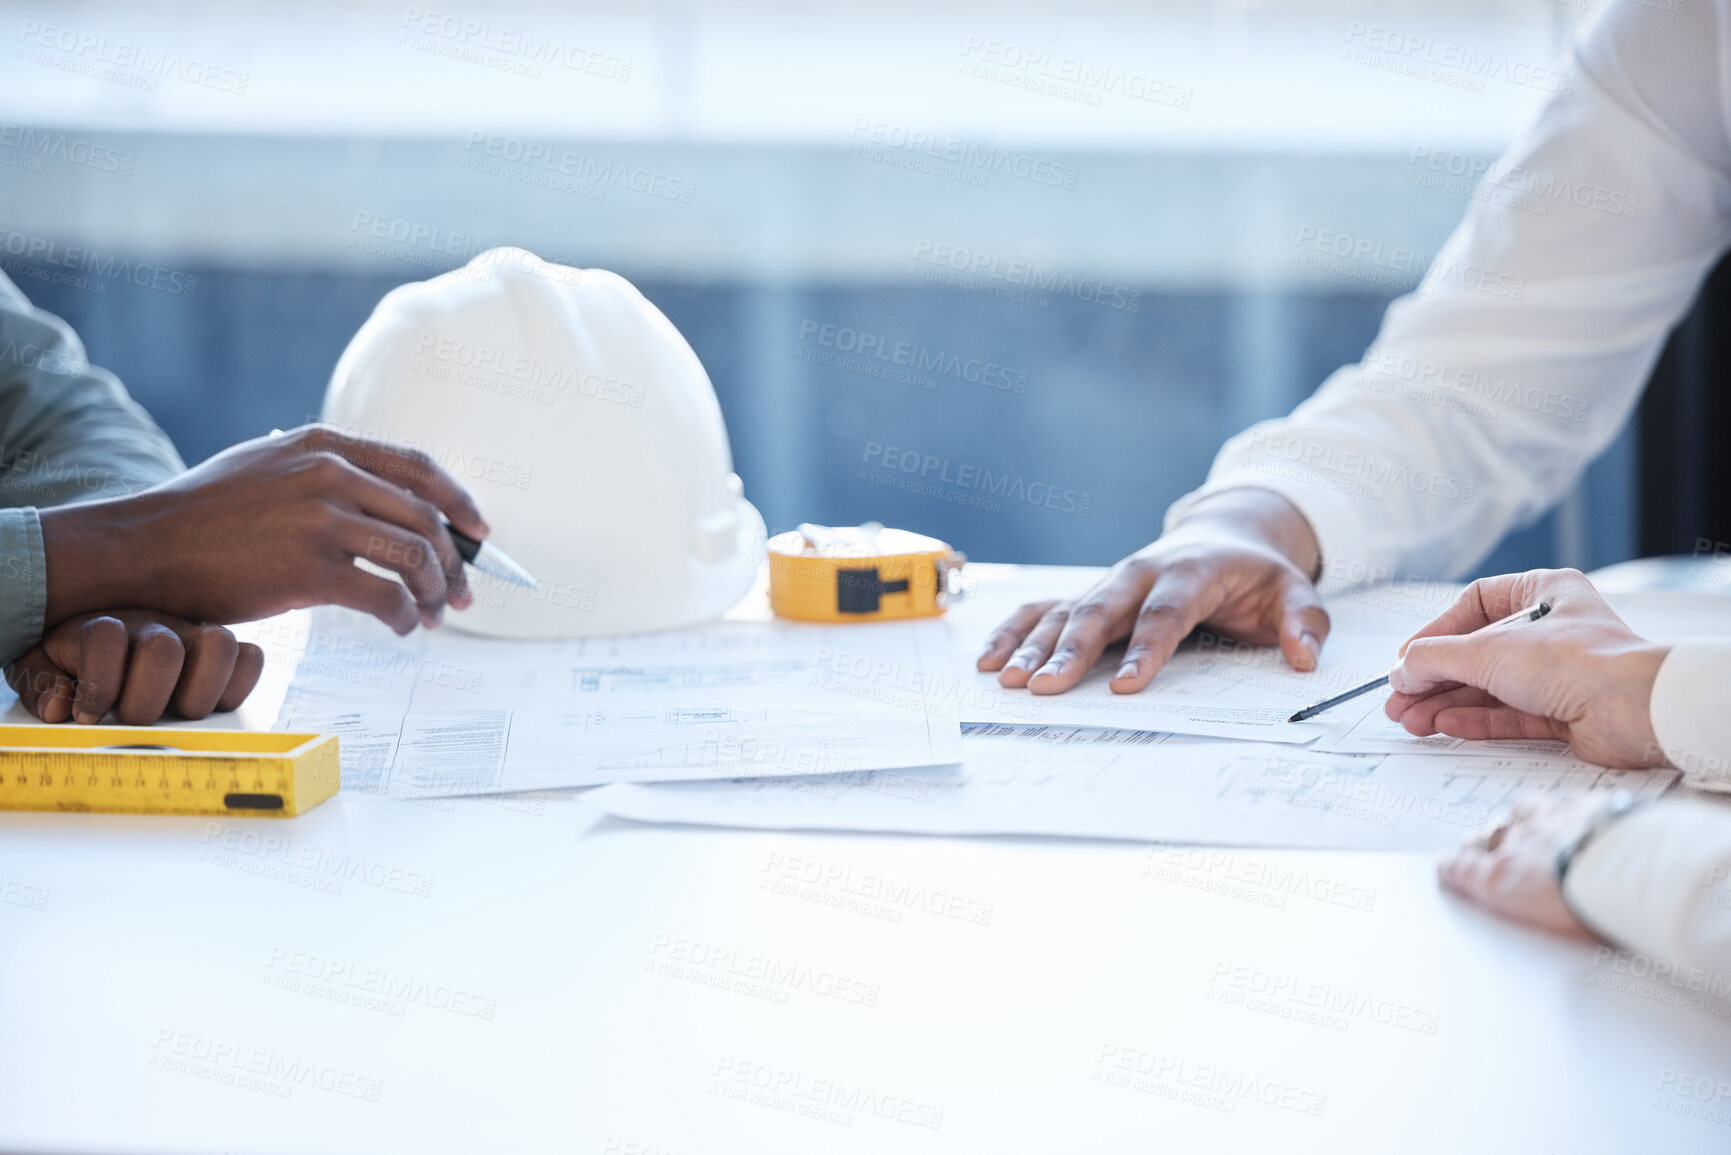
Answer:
[
  {"left": 1167, "top": 1, "right": 1731, "bottom": 592},
  {"left": 1650, "top": 642, "right": 1731, "bottom": 792},
  {"left": 1563, "top": 795, "right": 1731, "bottom": 982}
]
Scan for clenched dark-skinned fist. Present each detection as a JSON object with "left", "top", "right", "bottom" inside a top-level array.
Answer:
[{"left": 7, "top": 609, "right": 264, "bottom": 725}]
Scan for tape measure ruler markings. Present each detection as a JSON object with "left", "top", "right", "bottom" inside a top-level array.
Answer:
[{"left": 0, "top": 726, "right": 340, "bottom": 817}]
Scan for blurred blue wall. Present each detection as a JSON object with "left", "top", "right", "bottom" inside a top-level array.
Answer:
[{"left": 8, "top": 259, "right": 1632, "bottom": 573}]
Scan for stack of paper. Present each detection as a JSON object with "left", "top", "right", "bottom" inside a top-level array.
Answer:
[
  {"left": 276, "top": 607, "right": 962, "bottom": 797},
  {"left": 276, "top": 565, "right": 1716, "bottom": 849},
  {"left": 586, "top": 723, "right": 1675, "bottom": 852}
]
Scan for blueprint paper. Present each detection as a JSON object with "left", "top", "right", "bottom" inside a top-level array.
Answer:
[
  {"left": 584, "top": 724, "right": 1677, "bottom": 851},
  {"left": 273, "top": 607, "right": 961, "bottom": 796},
  {"left": 945, "top": 570, "right": 1457, "bottom": 745},
  {"left": 1317, "top": 704, "right": 1575, "bottom": 758},
  {"left": 941, "top": 574, "right": 1727, "bottom": 760}
]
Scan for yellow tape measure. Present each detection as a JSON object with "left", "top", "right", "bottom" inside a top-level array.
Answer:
[
  {"left": 0, "top": 726, "right": 340, "bottom": 818},
  {"left": 768, "top": 523, "right": 965, "bottom": 623}
]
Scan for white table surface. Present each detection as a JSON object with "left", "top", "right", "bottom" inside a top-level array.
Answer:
[{"left": 4, "top": 565, "right": 1731, "bottom": 1154}]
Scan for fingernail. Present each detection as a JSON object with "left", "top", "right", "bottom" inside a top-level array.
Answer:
[
  {"left": 1005, "top": 652, "right": 1035, "bottom": 671},
  {"left": 1034, "top": 659, "right": 1064, "bottom": 678},
  {"left": 1116, "top": 660, "right": 1138, "bottom": 680},
  {"left": 74, "top": 711, "right": 99, "bottom": 725},
  {"left": 977, "top": 642, "right": 997, "bottom": 661}
]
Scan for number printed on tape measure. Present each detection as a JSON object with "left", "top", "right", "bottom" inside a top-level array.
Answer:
[
  {"left": 0, "top": 728, "right": 339, "bottom": 817},
  {"left": 3, "top": 753, "right": 298, "bottom": 816}
]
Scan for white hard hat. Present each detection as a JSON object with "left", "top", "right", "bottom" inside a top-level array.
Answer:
[{"left": 323, "top": 247, "right": 766, "bottom": 638}]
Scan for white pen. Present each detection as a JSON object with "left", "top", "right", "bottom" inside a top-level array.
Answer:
[
  {"left": 1286, "top": 601, "right": 1552, "bottom": 723},
  {"left": 444, "top": 522, "right": 537, "bottom": 589}
]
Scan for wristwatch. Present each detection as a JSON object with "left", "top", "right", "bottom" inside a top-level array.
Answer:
[{"left": 1555, "top": 789, "right": 1641, "bottom": 884}]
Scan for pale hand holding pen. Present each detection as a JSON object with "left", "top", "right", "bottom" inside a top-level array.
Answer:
[
  {"left": 1288, "top": 598, "right": 1548, "bottom": 722},
  {"left": 1385, "top": 569, "right": 1673, "bottom": 769}
]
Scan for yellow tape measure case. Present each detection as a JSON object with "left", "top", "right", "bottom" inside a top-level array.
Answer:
[
  {"left": 768, "top": 524, "right": 964, "bottom": 623},
  {"left": 0, "top": 726, "right": 339, "bottom": 817}
]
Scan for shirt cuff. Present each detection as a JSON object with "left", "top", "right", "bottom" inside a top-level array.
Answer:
[
  {"left": 1164, "top": 468, "right": 1394, "bottom": 598},
  {"left": 1563, "top": 796, "right": 1731, "bottom": 977},
  {"left": 1650, "top": 642, "right": 1731, "bottom": 792},
  {"left": 0, "top": 506, "right": 46, "bottom": 666}
]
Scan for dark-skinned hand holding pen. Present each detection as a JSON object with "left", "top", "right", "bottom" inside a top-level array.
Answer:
[{"left": 8, "top": 424, "right": 508, "bottom": 725}]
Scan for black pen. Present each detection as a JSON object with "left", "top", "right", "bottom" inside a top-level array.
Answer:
[{"left": 1286, "top": 601, "right": 1551, "bottom": 723}]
